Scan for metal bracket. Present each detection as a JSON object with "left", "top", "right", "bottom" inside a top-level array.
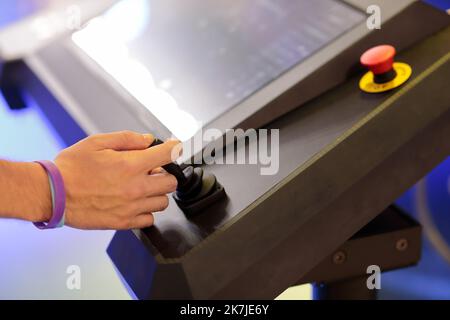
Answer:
[{"left": 297, "top": 206, "right": 422, "bottom": 300}]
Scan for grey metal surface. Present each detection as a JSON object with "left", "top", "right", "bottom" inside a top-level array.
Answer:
[{"left": 0, "top": 0, "right": 118, "bottom": 61}]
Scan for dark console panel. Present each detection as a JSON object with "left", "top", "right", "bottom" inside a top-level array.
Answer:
[{"left": 108, "top": 25, "right": 450, "bottom": 299}]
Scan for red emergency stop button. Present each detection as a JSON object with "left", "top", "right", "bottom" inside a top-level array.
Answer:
[
  {"left": 359, "top": 44, "right": 412, "bottom": 94},
  {"left": 360, "top": 45, "right": 396, "bottom": 75}
]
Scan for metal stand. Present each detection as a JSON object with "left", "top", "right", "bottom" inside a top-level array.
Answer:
[
  {"left": 0, "top": 61, "right": 27, "bottom": 110},
  {"left": 296, "top": 206, "right": 422, "bottom": 300}
]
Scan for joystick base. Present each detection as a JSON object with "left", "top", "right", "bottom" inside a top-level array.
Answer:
[
  {"left": 173, "top": 171, "right": 226, "bottom": 218},
  {"left": 149, "top": 139, "right": 227, "bottom": 218}
]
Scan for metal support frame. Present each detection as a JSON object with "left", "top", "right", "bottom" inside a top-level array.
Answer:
[
  {"left": 0, "top": 60, "right": 27, "bottom": 110},
  {"left": 297, "top": 206, "right": 422, "bottom": 300}
]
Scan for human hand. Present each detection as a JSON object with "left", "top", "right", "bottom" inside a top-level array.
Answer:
[{"left": 54, "top": 131, "right": 181, "bottom": 230}]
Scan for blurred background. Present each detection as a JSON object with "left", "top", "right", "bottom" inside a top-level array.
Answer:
[{"left": 0, "top": 0, "right": 449, "bottom": 299}]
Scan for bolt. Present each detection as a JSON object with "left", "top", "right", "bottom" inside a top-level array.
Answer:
[
  {"left": 333, "top": 251, "right": 347, "bottom": 264},
  {"left": 396, "top": 238, "right": 408, "bottom": 251}
]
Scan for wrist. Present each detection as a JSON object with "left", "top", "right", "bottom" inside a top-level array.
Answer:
[{"left": 23, "top": 162, "right": 53, "bottom": 222}]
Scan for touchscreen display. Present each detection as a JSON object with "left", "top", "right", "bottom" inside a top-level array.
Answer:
[{"left": 73, "top": 0, "right": 364, "bottom": 139}]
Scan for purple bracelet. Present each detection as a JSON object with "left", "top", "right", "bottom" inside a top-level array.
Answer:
[{"left": 34, "top": 160, "right": 66, "bottom": 229}]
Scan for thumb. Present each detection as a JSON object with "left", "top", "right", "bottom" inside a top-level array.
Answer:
[{"left": 89, "top": 131, "right": 155, "bottom": 151}]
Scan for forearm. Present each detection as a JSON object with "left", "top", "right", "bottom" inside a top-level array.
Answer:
[
  {"left": 0, "top": 160, "right": 52, "bottom": 222},
  {"left": 0, "top": 132, "right": 178, "bottom": 230}
]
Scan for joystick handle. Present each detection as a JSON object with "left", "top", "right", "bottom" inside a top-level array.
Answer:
[
  {"left": 149, "top": 139, "right": 188, "bottom": 186},
  {"left": 148, "top": 138, "right": 227, "bottom": 217}
]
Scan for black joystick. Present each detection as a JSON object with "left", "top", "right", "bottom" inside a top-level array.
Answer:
[{"left": 150, "top": 139, "right": 226, "bottom": 217}]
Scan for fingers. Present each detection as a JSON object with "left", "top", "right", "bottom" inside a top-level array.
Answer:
[
  {"left": 123, "top": 195, "right": 170, "bottom": 229},
  {"left": 132, "top": 139, "right": 183, "bottom": 171},
  {"left": 131, "top": 214, "right": 155, "bottom": 229},
  {"left": 88, "top": 131, "right": 154, "bottom": 151},
  {"left": 142, "top": 173, "right": 178, "bottom": 197},
  {"left": 132, "top": 195, "right": 170, "bottom": 215},
  {"left": 125, "top": 173, "right": 177, "bottom": 199},
  {"left": 150, "top": 167, "right": 165, "bottom": 175}
]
